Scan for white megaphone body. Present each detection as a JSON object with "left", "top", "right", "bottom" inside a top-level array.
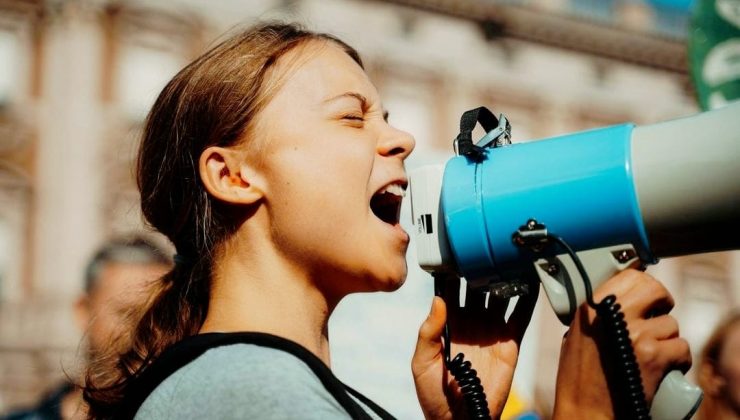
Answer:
[{"left": 409, "top": 101, "right": 740, "bottom": 420}]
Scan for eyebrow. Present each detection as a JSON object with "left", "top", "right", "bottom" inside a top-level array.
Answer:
[
  {"left": 324, "top": 92, "right": 389, "bottom": 122},
  {"left": 324, "top": 92, "right": 367, "bottom": 106}
]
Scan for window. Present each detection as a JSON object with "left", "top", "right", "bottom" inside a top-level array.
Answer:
[
  {"left": 102, "top": 6, "right": 202, "bottom": 123},
  {"left": 0, "top": 169, "right": 30, "bottom": 302},
  {"left": 116, "top": 43, "right": 185, "bottom": 121},
  {"left": 0, "top": 29, "right": 19, "bottom": 108},
  {"left": 0, "top": 215, "right": 9, "bottom": 294},
  {"left": 100, "top": 6, "right": 201, "bottom": 234}
]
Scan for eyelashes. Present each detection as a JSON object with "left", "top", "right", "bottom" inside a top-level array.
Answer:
[
  {"left": 341, "top": 114, "right": 366, "bottom": 128},
  {"left": 339, "top": 108, "right": 386, "bottom": 125},
  {"left": 342, "top": 114, "right": 365, "bottom": 121}
]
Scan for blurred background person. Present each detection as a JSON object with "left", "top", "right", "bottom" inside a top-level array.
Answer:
[
  {"left": 697, "top": 312, "right": 740, "bottom": 420},
  {"left": 2, "top": 236, "right": 171, "bottom": 420}
]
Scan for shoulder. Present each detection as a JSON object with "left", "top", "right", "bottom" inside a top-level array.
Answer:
[{"left": 135, "top": 344, "right": 350, "bottom": 420}]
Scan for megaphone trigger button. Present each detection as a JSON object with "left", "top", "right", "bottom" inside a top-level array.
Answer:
[
  {"left": 612, "top": 248, "right": 637, "bottom": 264},
  {"left": 546, "top": 263, "right": 560, "bottom": 276}
]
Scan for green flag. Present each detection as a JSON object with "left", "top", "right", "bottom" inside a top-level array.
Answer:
[{"left": 689, "top": 0, "right": 740, "bottom": 110}]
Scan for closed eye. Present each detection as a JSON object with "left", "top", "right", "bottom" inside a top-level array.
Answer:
[{"left": 342, "top": 114, "right": 366, "bottom": 127}]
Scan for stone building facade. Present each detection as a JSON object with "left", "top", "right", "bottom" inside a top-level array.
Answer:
[{"left": 0, "top": 0, "right": 737, "bottom": 418}]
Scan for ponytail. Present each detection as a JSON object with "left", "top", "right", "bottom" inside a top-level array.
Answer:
[{"left": 84, "top": 259, "right": 210, "bottom": 418}]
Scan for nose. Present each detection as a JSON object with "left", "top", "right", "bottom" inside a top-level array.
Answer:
[{"left": 377, "top": 125, "right": 416, "bottom": 161}]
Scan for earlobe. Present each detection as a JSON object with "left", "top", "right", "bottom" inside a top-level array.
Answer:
[{"left": 199, "top": 146, "right": 264, "bottom": 205}]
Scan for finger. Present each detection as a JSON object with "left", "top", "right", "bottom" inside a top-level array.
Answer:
[
  {"left": 592, "top": 268, "right": 644, "bottom": 302},
  {"left": 630, "top": 315, "right": 679, "bottom": 344},
  {"left": 507, "top": 283, "right": 541, "bottom": 342},
  {"left": 413, "top": 296, "right": 447, "bottom": 369},
  {"left": 619, "top": 276, "right": 674, "bottom": 319},
  {"left": 654, "top": 337, "right": 692, "bottom": 374}
]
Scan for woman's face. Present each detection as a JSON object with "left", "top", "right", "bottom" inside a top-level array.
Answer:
[
  {"left": 718, "top": 322, "right": 740, "bottom": 411},
  {"left": 251, "top": 40, "right": 415, "bottom": 297}
]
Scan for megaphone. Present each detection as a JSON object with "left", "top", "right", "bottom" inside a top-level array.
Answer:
[{"left": 409, "top": 101, "right": 740, "bottom": 420}]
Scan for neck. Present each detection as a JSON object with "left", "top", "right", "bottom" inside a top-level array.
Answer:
[{"left": 200, "top": 238, "right": 337, "bottom": 366}]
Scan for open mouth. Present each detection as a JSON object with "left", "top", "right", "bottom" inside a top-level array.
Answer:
[{"left": 370, "top": 183, "right": 405, "bottom": 225}]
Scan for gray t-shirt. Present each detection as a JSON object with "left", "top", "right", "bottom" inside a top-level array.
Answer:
[{"left": 135, "top": 343, "right": 383, "bottom": 420}]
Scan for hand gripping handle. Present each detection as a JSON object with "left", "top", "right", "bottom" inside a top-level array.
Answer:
[{"left": 535, "top": 245, "right": 703, "bottom": 420}]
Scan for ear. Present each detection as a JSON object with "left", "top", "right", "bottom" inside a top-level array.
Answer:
[
  {"left": 74, "top": 294, "right": 91, "bottom": 332},
  {"left": 199, "top": 146, "right": 264, "bottom": 205}
]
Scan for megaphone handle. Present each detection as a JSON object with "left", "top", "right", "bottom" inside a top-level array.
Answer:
[{"left": 650, "top": 371, "right": 703, "bottom": 420}]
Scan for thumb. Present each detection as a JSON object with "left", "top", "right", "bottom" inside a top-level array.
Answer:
[{"left": 413, "top": 296, "right": 447, "bottom": 367}]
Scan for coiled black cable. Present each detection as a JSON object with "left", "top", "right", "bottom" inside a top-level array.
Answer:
[
  {"left": 595, "top": 295, "right": 651, "bottom": 419},
  {"left": 434, "top": 274, "right": 492, "bottom": 420},
  {"left": 446, "top": 353, "right": 491, "bottom": 419}
]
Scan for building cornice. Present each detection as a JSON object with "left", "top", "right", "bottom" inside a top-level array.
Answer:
[{"left": 376, "top": 0, "right": 688, "bottom": 74}]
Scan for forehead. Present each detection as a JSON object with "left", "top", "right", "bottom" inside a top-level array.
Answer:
[{"left": 271, "top": 40, "right": 377, "bottom": 105}]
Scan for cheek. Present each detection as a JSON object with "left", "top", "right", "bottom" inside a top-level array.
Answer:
[
  {"left": 87, "top": 312, "right": 114, "bottom": 350},
  {"left": 721, "top": 331, "right": 740, "bottom": 387},
  {"left": 263, "top": 134, "right": 405, "bottom": 287},
  {"left": 268, "top": 153, "right": 371, "bottom": 243},
  {"left": 87, "top": 303, "right": 127, "bottom": 347},
  {"left": 717, "top": 351, "right": 740, "bottom": 404},
  {"left": 270, "top": 141, "right": 374, "bottom": 213},
  {"left": 726, "top": 359, "right": 740, "bottom": 388}
]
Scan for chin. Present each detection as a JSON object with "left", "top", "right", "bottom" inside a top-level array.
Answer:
[{"left": 372, "top": 264, "right": 408, "bottom": 292}]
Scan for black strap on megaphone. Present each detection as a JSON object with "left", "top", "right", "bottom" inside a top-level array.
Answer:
[{"left": 454, "top": 106, "right": 500, "bottom": 161}]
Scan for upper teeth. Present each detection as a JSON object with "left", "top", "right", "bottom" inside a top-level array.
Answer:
[{"left": 379, "top": 183, "right": 406, "bottom": 197}]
